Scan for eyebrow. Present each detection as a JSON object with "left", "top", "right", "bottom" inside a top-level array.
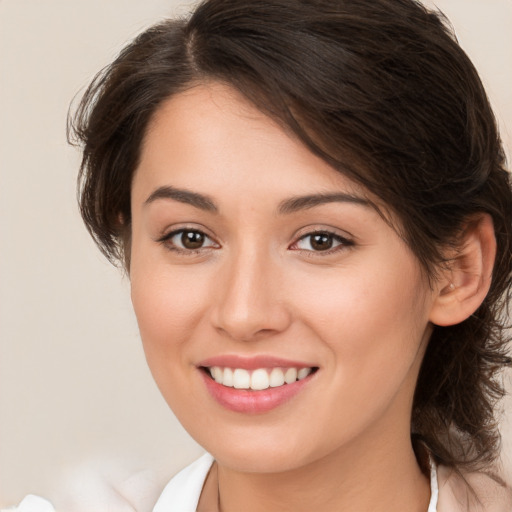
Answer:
[
  {"left": 144, "top": 186, "right": 371, "bottom": 215},
  {"left": 144, "top": 186, "right": 218, "bottom": 212},
  {"left": 278, "top": 193, "right": 371, "bottom": 214}
]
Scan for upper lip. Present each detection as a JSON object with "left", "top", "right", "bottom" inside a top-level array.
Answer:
[{"left": 198, "top": 354, "right": 317, "bottom": 370}]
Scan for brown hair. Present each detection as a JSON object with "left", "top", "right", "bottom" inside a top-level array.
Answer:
[{"left": 69, "top": 0, "right": 512, "bottom": 471}]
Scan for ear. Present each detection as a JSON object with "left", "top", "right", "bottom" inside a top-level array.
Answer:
[{"left": 429, "top": 214, "right": 496, "bottom": 327}]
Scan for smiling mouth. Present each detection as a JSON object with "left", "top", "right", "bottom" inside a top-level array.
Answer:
[{"left": 202, "top": 366, "right": 318, "bottom": 391}]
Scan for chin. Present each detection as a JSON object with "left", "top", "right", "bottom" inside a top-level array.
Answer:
[
  {"left": 189, "top": 422, "right": 334, "bottom": 475},
  {"left": 214, "top": 447, "right": 310, "bottom": 474}
]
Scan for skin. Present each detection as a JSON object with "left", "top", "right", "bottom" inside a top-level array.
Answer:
[{"left": 129, "top": 82, "right": 456, "bottom": 511}]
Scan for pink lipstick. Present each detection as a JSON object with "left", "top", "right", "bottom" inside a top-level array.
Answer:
[{"left": 198, "top": 355, "right": 317, "bottom": 414}]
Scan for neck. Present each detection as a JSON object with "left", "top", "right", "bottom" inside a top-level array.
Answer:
[{"left": 202, "top": 425, "right": 430, "bottom": 512}]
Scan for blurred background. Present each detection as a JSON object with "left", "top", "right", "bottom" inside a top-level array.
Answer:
[{"left": 1, "top": 0, "right": 511, "bottom": 505}]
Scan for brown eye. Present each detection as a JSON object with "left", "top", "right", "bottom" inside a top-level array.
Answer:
[
  {"left": 181, "top": 230, "right": 205, "bottom": 249},
  {"left": 310, "top": 233, "right": 334, "bottom": 251},
  {"left": 161, "top": 229, "right": 218, "bottom": 252},
  {"left": 292, "top": 231, "right": 352, "bottom": 253}
]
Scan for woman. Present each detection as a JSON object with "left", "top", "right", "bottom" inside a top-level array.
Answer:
[{"left": 9, "top": 0, "right": 512, "bottom": 510}]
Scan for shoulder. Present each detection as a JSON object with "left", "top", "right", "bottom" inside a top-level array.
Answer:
[
  {"left": 2, "top": 455, "right": 212, "bottom": 512},
  {"left": 437, "top": 465, "right": 512, "bottom": 512},
  {"left": 1, "top": 495, "right": 55, "bottom": 512},
  {"left": 2, "top": 463, "right": 166, "bottom": 512}
]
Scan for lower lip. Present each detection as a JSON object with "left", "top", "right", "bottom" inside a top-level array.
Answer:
[{"left": 200, "top": 370, "right": 315, "bottom": 414}]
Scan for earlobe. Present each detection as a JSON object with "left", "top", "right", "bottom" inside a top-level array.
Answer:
[{"left": 429, "top": 214, "right": 496, "bottom": 327}]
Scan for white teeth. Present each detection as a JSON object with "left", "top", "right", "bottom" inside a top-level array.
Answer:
[
  {"left": 297, "top": 367, "right": 312, "bottom": 380},
  {"left": 211, "top": 366, "right": 223, "bottom": 383},
  {"left": 284, "top": 367, "right": 298, "bottom": 384},
  {"left": 208, "top": 366, "right": 314, "bottom": 390},
  {"left": 269, "top": 368, "right": 285, "bottom": 387},
  {"left": 223, "top": 367, "right": 234, "bottom": 387},
  {"left": 233, "top": 369, "right": 251, "bottom": 389},
  {"left": 251, "top": 368, "right": 270, "bottom": 390}
]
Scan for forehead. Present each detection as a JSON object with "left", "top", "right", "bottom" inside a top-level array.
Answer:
[{"left": 133, "top": 82, "right": 374, "bottom": 207}]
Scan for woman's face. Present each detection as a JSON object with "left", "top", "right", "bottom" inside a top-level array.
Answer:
[{"left": 130, "top": 83, "right": 438, "bottom": 473}]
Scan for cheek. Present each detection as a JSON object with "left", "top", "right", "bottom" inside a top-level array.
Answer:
[
  {"left": 282, "top": 265, "right": 430, "bottom": 450},
  {"left": 289, "top": 254, "right": 430, "bottom": 390},
  {"left": 293, "top": 264, "right": 424, "bottom": 338},
  {"left": 129, "top": 251, "right": 211, "bottom": 375}
]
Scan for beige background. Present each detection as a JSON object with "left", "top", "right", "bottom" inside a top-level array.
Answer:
[{"left": 0, "top": 0, "right": 511, "bottom": 505}]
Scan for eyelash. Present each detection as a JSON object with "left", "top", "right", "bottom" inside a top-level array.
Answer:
[{"left": 157, "top": 228, "right": 354, "bottom": 256}]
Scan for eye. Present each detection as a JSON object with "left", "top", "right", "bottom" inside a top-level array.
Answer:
[
  {"left": 160, "top": 229, "right": 218, "bottom": 252},
  {"left": 292, "top": 231, "right": 352, "bottom": 253}
]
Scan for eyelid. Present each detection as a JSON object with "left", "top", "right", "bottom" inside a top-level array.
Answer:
[
  {"left": 291, "top": 225, "right": 354, "bottom": 244},
  {"left": 156, "top": 222, "right": 215, "bottom": 241}
]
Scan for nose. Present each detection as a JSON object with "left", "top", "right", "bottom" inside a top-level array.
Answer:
[{"left": 210, "top": 247, "right": 292, "bottom": 342}]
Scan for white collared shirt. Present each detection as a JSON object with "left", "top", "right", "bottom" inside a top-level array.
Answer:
[{"left": 0, "top": 454, "right": 457, "bottom": 512}]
